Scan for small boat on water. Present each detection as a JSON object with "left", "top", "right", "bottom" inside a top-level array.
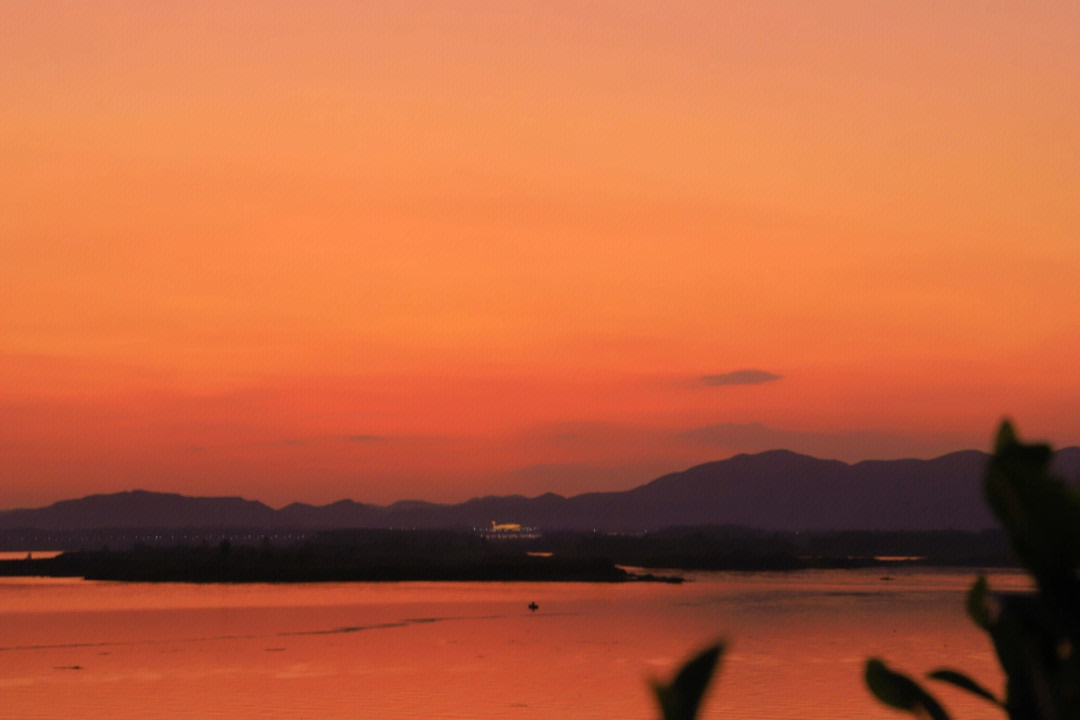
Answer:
[{"left": 528, "top": 602, "right": 539, "bottom": 611}]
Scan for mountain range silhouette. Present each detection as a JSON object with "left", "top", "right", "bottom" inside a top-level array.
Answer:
[{"left": 4, "top": 448, "right": 1079, "bottom": 532}]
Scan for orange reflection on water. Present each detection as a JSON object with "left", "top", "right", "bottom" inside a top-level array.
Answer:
[{"left": 0, "top": 570, "right": 1018, "bottom": 719}]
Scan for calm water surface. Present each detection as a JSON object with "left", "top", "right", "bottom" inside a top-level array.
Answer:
[{"left": 0, "top": 568, "right": 1029, "bottom": 719}]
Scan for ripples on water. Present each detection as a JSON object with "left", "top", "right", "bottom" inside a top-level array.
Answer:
[{"left": 0, "top": 569, "right": 1028, "bottom": 719}]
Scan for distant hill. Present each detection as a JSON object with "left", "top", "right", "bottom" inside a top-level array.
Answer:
[{"left": 3, "top": 448, "right": 1079, "bottom": 532}]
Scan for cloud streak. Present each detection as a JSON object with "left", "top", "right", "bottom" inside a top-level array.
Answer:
[
  {"left": 699, "top": 370, "right": 781, "bottom": 386},
  {"left": 252, "top": 434, "right": 392, "bottom": 448}
]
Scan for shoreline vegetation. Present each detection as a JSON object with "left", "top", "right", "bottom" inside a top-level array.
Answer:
[
  {"left": 0, "top": 534, "right": 679, "bottom": 583},
  {"left": 0, "top": 526, "right": 1020, "bottom": 583}
]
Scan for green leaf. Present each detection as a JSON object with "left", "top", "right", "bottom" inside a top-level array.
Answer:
[
  {"left": 866, "top": 659, "right": 950, "bottom": 720},
  {"left": 928, "top": 669, "right": 1002, "bottom": 706},
  {"left": 654, "top": 643, "right": 725, "bottom": 720},
  {"left": 994, "top": 421, "right": 1019, "bottom": 452},
  {"left": 966, "top": 576, "right": 992, "bottom": 629}
]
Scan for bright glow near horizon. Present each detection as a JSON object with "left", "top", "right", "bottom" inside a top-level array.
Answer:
[{"left": 3, "top": 1, "right": 1079, "bottom": 508}]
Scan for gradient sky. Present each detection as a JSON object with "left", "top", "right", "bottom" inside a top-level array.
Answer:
[{"left": 3, "top": 1, "right": 1079, "bottom": 508}]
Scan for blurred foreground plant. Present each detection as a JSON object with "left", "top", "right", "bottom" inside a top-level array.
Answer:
[
  {"left": 653, "top": 643, "right": 724, "bottom": 720},
  {"left": 866, "top": 422, "right": 1080, "bottom": 720}
]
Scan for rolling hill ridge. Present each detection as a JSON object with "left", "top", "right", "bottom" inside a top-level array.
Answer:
[{"left": 4, "top": 448, "right": 1079, "bottom": 532}]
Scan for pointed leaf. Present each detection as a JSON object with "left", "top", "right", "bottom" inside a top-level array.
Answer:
[
  {"left": 966, "top": 576, "right": 992, "bottom": 629},
  {"left": 866, "top": 659, "right": 950, "bottom": 720},
  {"left": 994, "top": 421, "right": 1018, "bottom": 453},
  {"left": 654, "top": 643, "right": 725, "bottom": 720},
  {"left": 928, "top": 669, "right": 1002, "bottom": 706}
]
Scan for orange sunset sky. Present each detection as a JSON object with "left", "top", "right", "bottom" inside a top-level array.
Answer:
[{"left": 3, "top": 1, "right": 1079, "bottom": 509}]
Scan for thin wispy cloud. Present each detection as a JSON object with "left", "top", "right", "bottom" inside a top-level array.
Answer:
[
  {"left": 252, "top": 434, "right": 390, "bottom": 448},
  {"left": 699, "top": 370, "right": 781, "bottom": 386}
]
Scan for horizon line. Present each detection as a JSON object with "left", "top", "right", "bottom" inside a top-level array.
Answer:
[{"left": 8, "top": 444, "right": 1077, "bottom": 514}]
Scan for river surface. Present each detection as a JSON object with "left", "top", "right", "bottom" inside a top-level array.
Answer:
[{"left": 0, "top": 568, "right": 1029, "bottom": 719}]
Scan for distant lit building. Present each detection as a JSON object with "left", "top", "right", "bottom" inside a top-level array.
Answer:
[{"left": 477, "top": 521, "right": 540, "bottom": 539}]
